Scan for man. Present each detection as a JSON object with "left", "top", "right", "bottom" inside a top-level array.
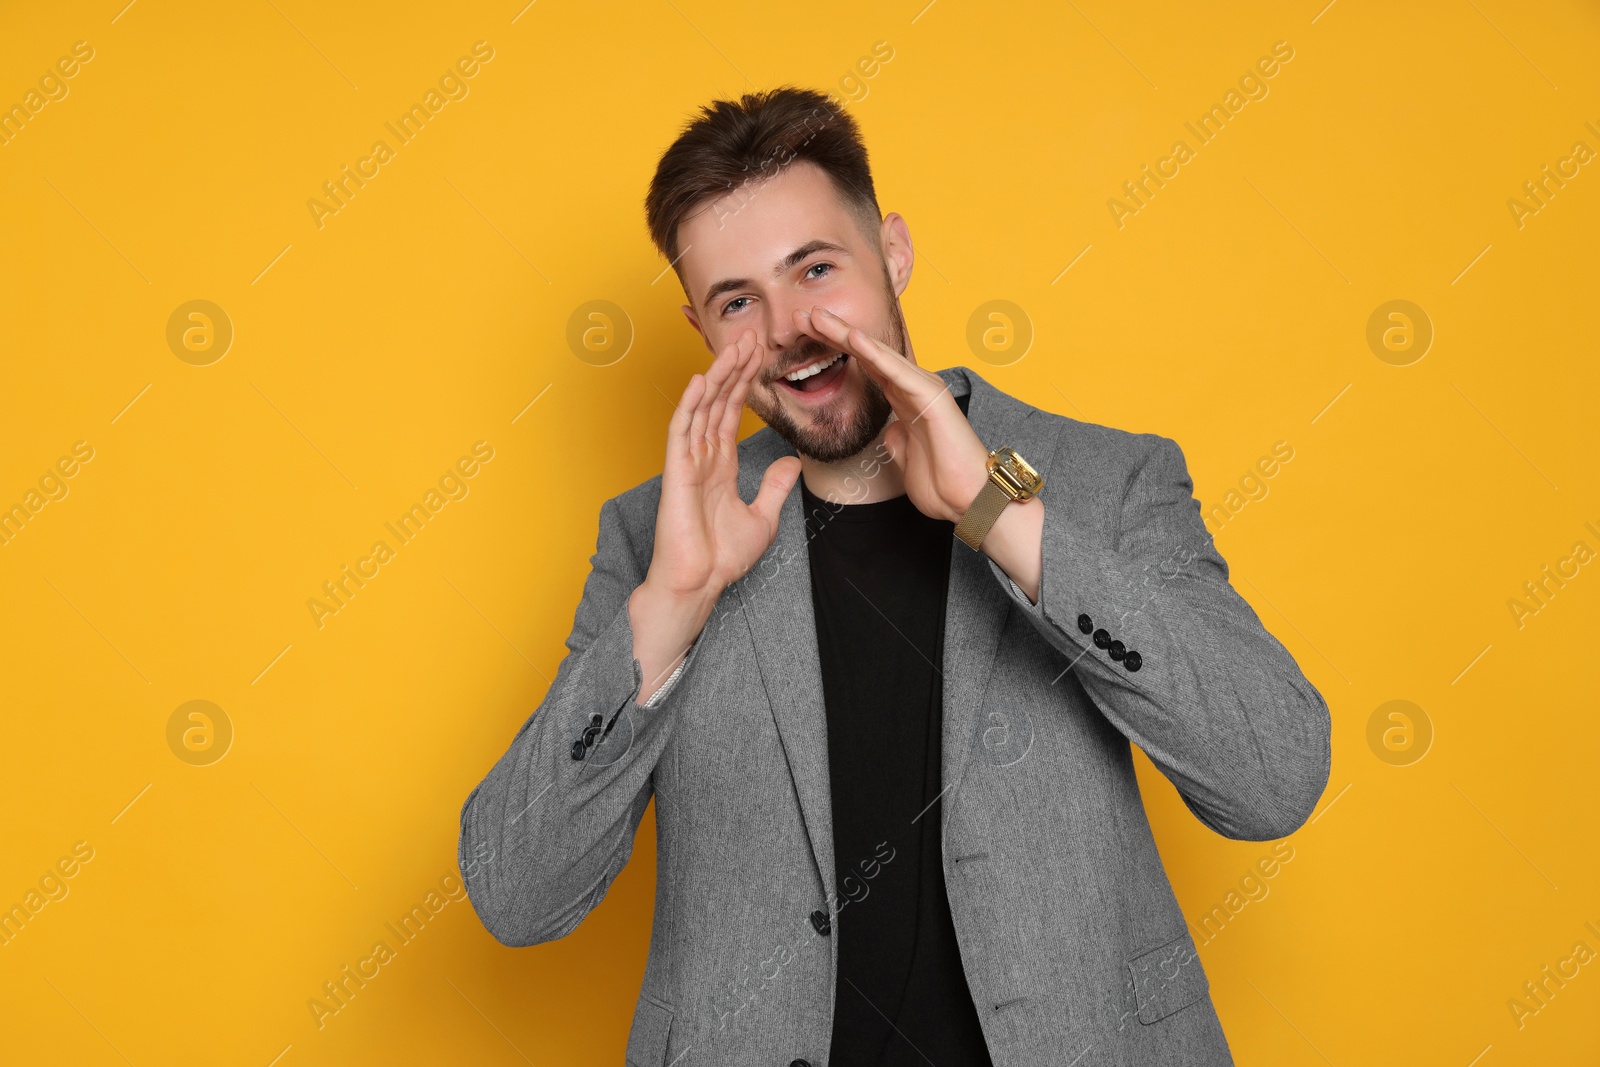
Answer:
[{"left": 458, "top": 86, "right": 1330, "bottom": 1066}]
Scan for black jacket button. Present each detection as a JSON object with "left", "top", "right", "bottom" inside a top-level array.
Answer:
[
  {"left": 582, "top": 724, "right": 602, "bottom": 747},
  {"left": 1093, "top": 628, "right": 1111, "bottom": 649},
  {"left": 590, "top": 713, "right": 602, "bottom": 726},
  {"left": 791, "top": 1060, "right": 813, "bottom": 1067},
  {"left": 810, "top": 909, "right": 831, "bottom": 935},
  {"left": 1125, "top": 650, "right": 1143, "bottom": 671},
  {"left": 1077, "top": 613, "right": 1093, "bottom": 634},
  {"left": 570, "top": 739, "right": 587, "bottom": 760},
  {"left": 1108, "top": 640, "right": 1126, "bottom": 660}
]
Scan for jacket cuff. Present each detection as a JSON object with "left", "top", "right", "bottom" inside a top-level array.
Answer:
[
  {"left": 984, "top": 494, "right": 1161, "bottom": 683},
  {"left": 549, "top": 594, "right": 681, "bottom": 765}
]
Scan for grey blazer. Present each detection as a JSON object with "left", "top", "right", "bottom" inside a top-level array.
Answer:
[{"left": 458, "top": 365, "right": 1332, "bottom": 1066}]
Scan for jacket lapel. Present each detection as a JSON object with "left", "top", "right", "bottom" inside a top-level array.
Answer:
[
  {"left": 733, "top": 443, "right": 836, "bottom": 896},
  {"left": 732, "top": 366, "right": 1063, "bottom": 895}
]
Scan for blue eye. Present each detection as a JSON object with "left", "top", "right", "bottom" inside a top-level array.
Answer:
[{"left": 720, "top": 263, "right": 833, "bottom": 316}]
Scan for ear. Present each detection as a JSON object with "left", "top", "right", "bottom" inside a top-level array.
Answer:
[
  {"left": 879, "top": 212, "right": 914, "bottom": 297},
  {"left": 681, "top": 304, "right": 715, "bottom": 355}
]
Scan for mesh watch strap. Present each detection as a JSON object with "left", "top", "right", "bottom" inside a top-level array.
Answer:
[{"left": 953, "top": 478, "right": 1013, "bottom": 550}]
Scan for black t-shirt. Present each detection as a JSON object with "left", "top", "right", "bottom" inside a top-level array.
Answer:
[{"left": 801, "top": 398, "right": 994, "bottom": 1065}]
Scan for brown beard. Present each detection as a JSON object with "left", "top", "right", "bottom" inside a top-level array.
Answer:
[{"left": 748, "top": 279, "right": 907, "bottom": 463}]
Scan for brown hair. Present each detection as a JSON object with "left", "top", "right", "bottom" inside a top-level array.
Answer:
[{"left": 644, "top": 86, "right": 882, "bottom": 277}]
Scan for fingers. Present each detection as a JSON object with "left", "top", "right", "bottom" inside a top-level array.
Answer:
[
  {"left": 669, "top": 372, "right": 706, "bottom": 447},
  {"left": 686, "top": 352, "right": 725, "bottom": 443},
  {"left": 795, "top": 306, "right": 952, "bottom": 430},
  {"left": 797, "top": 306, "right": 931, "bottom": 404},
  {"left": 717, "top": 333, "right": 761, "bottom": 443},
  {"left": 686, "top": 370, "right": 714, "bottom": 443},
  {"left": 704, "top": 330, "right": 752, "bottom": 449},
  {"left": 692, "top": 328, "right": 752, "bottom": 443}
]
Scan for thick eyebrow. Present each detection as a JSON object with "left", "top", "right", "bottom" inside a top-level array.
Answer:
[{"left": 699, "top": 239, "right": 851, "bottom": 313}]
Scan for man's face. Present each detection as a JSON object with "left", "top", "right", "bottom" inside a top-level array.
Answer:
[{"left": 677, "top": 160, "right": 910, "bottom": 463}]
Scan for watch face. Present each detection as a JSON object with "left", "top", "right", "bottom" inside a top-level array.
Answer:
[{"left": 992, "top": 446, "right": 1043, "bottom": 496}]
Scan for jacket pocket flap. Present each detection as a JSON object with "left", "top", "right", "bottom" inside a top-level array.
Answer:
[{"left": 1127, "top": 931, "right": 1209, "bottom": 1024}]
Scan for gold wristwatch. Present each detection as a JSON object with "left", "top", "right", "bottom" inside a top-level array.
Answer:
[{"left": 953, "top": 446, "right": 1044, "bottom": 550}]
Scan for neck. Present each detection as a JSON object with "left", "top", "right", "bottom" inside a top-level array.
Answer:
[{"left": 798, "top": 423, "right": 906, "bottom": 505}]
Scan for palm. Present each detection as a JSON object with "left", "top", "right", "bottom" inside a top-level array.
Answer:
[
  {"left": 885, "top": 421, "right": 959, "bottom": 520},
  {"left": 650, "top": 330, "right": 800, "bottom": 598}
]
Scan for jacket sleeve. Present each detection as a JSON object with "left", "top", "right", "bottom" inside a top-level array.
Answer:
[
  {"left": 457, "top": 494, "right": 699, "bottom": 946},
  {"left": 987, "top": 432, "right": 1331, "bottom": 841}
]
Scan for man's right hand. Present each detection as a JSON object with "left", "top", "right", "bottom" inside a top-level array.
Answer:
[{"left": 628, "top": 328, "right": 802, "bottom": 704}]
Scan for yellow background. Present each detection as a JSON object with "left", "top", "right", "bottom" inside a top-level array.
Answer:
[{"left": 2, "top": 0, "right": 1596, "bottom": 1063}]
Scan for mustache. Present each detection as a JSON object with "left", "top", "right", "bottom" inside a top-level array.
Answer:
[{"left": 766, "top": 339, "right": 843, "bottom": 383}]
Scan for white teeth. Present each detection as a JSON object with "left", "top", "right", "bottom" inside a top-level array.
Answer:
[{"left": 784, "top": 352, "right": 843, "bottom": 382}]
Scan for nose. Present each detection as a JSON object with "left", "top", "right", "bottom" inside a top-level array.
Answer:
[{"left": 765, "top": 298, "right": 830, "bottom": 368}]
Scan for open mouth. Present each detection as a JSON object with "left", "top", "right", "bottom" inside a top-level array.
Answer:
[{"left": 777, "top": 351, "right": 848, "bottom": 398}]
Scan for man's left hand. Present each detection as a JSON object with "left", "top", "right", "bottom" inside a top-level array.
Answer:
[{"left": 799, "top": 305, "right": 989, "bottom": 524}]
